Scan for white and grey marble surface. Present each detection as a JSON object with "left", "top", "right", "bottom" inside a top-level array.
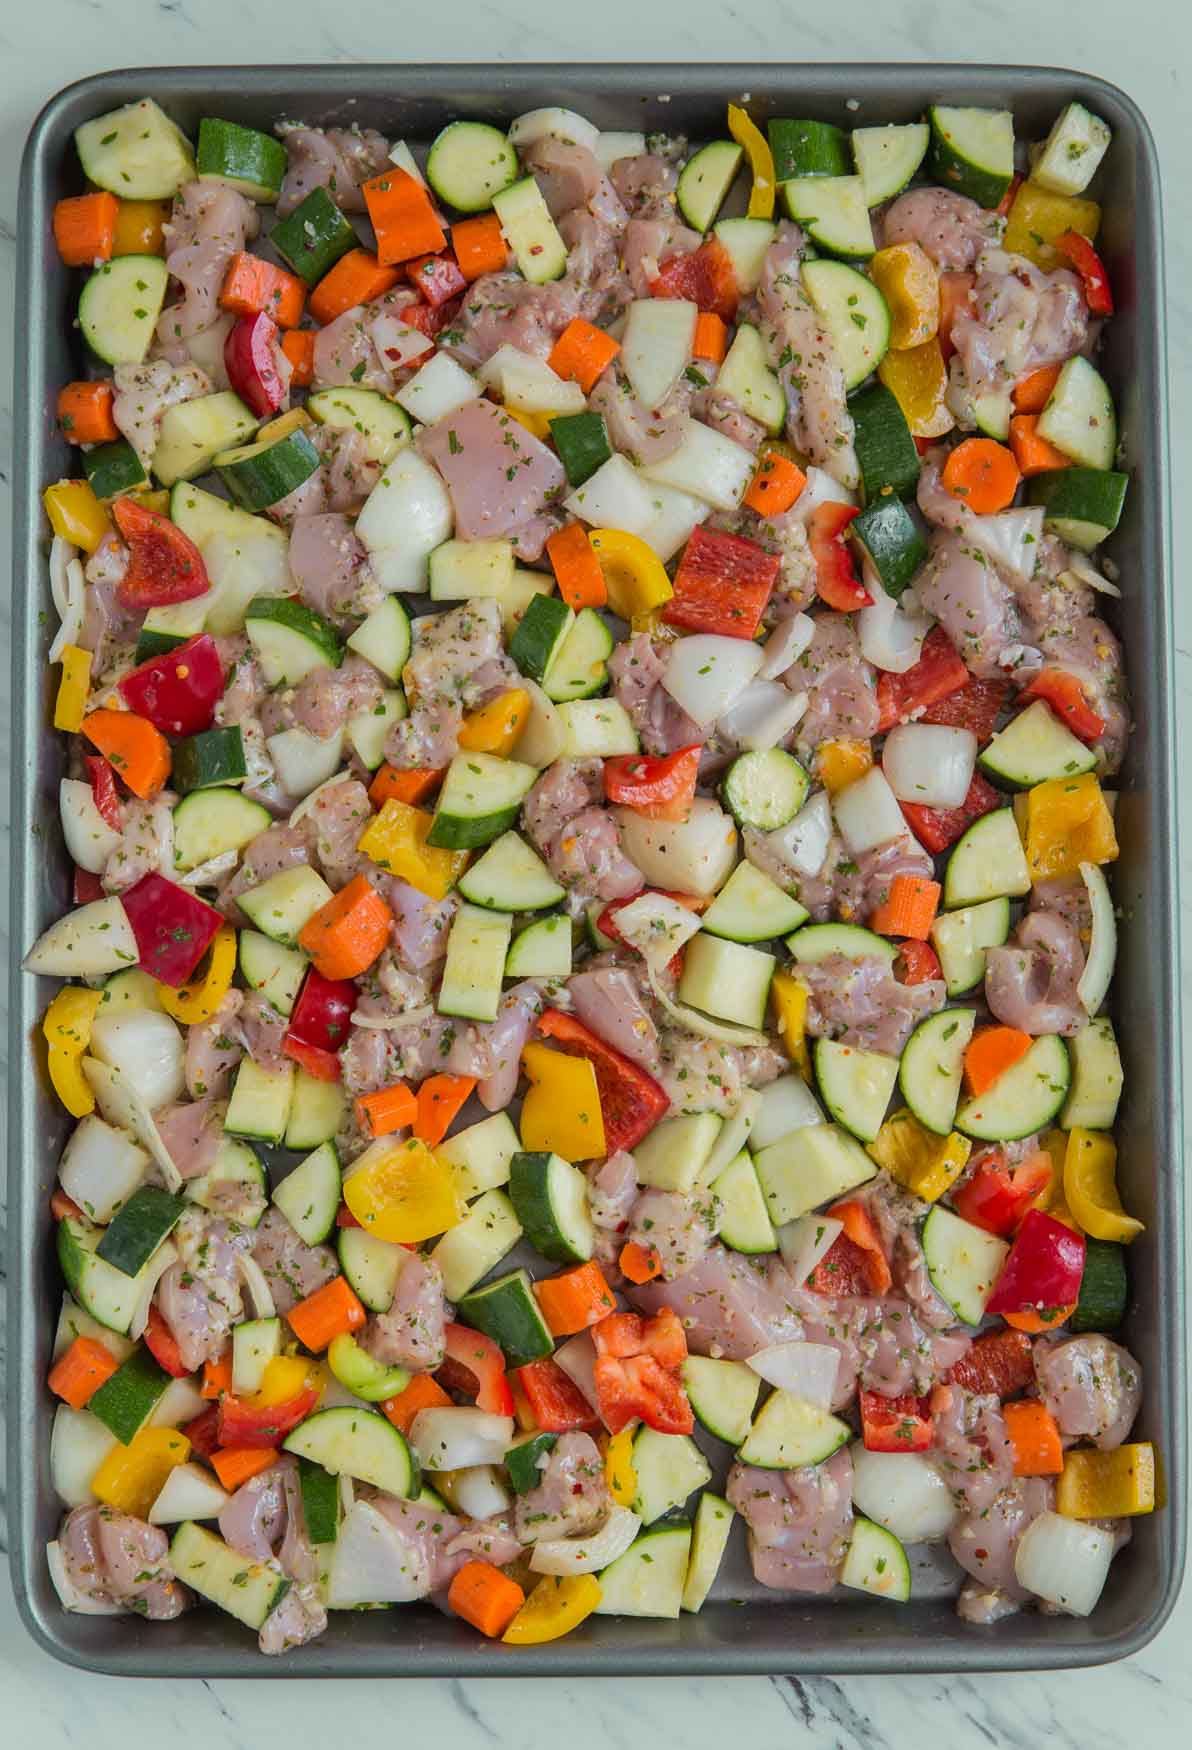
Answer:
[{"left": 1, "top": 3, "right": 1189, "bottom": 1744}]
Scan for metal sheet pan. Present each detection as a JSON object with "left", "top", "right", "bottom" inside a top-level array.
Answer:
[{"left": 8, "top": 62, "right": 1184, "bottom": 1677}]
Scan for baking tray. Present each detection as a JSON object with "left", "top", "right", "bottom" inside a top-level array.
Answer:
[{"left": 8, "top": 63, "right": 1184, "bottom": 1677}]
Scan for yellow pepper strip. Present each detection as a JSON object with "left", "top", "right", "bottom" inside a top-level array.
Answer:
[
  {"left": 509, "top": 1375, "right": 540, "bottom": 1433},
  {"left": 343, "top": 1136, "right": 463, "bottom": 1243},
  {"left": 505, "top": 406, "right": 553, "bottom": 441},
  {"left": 868, "top": 1108, "right": 971, "bottom": 1203},
  {"left": 1056, "top": 1444, "right": 1156, "bottom": 1520},
  {"left": 113, "top": 198, "right": 170, "bottom": 257},
  {"left": 257, "top": 406, "right": 314, "bottom": 444},
  {"left": 158, "top": 924, "right": 237, "bottom": 1025},
  {"left": 869, "top": 243, "right": 940, "bottom": 350},
  {"left": 817, "top": 737, "right": 873, "bottom": 795},
  {"left": 91, "top": 1427, "right": 191, "bottom": 1520},
  {"left": 251, "top": 1354, "right": 324, "bottom": 1409},
  {"left": 769, "top": 970, "right": 812, "bottom": 1082},
  {"left": 54, "top": 644, "right": 93, "bottom": 733},
  {"left": 44, "top": 479, "right": 113, "bottom": 554},
  {"left": 605, "top": 1427, "right": 638, "bottom": 1507},
  {"left": 878, "top": 338, "right": 953, "bottom": 438},
  {"left": 588, "top": 528, "right": 673, "bottom": 619},
  {"left": 1025, "top": 773, "right": 1118, "bottom": 883},
  {"left": 727, "top": 104, "right": 776, "bottom": 220},
  {"left": 520, "top": 1042, "right": 606, "bottom": 1162},
  {"left": 43, "top": 986, "right": 104, "bottom": 1118},
  {"left": 1003, "top": 180, "right": 1100, "bottom": 271},
  {"left": 357, "top": 798, "right": 468, "bottom": 901},
  {"left": 1063, "top": 1128, "right": 1144, "bottom": 1243},
  {"left": 458, "top": 688, "right": 532, "bottom": 757},
  {"left": 503, "top": 1573, "right": 603, "bottom": 1644}
]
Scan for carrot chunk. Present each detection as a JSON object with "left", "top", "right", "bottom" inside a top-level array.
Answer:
[
  {"left": 57, "top": 380, "right": 119, "bottom": 445},
  {"left": 308, "top": 248, "right": 401, "bottom": 326},
  {"left": 447, "top": 1560, "right": 525, "bottom": 1639},
  {"left": 298, "top": 874, "right": 392, "bottom": 980},
  {"left": 53, "top": 192, "right": 118, "bottom": 266}
]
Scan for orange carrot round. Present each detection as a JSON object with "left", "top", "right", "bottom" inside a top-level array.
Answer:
[{"left": 941, "top": 437, "right": 1022, "bottom": 514}]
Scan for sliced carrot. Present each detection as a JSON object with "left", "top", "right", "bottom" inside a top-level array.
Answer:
[
  {"left": 447, "top": 1560, "right": 525, "bottom": 1639},
  {"left": 548, "top": 318, "right": 621, "bottom": 393},
  {"left": 941, "top": 437, "right": 1022, "bottom": 515},
  {"left": 868, "top": 874, "right": 941, "bottom": 942},
  {"left": 211, "top": 1446, "right": 279, "bottom": 1491},
  {"left": 827, "top": 1199, "right": 893, "bottom": 1296},
  {"left": 281, "top": 328, "right": 316, "bottom": 387},
  {"left": 362, "top": 168, "right": 447, "bottom": 266},
  {"left": 381, "top": 1372, "right": 452, "bottom": 1434},
  {"left": 286, "top": 1276, "right": 366, "bottom": 1353},
  {"left": 546, "top": 522, "right": 607, "bottom": 611},
  {"left": 355, "top": 1081, "right": 418, "bottom": 1139},
  {"left": 1004, "top": 1399, "right": 1064, "bottom": 1474},
  {"left": 743, "top": 448, "right": 806, "bottom": 518},
  {"left": 368, "top": 764, "right": 444, "bottom": 809},
  {"left": 219, "top": 252, "right": 306, "bottom": 328},
  {"left": 1012, "top": 362, "right": 1062, "bottom": 415},
  {"left": 691, "top": 311, "right": 728, "bottom": 364},
  {"left": 414, "top": 1074, "right": 477, "bottom": 1147},
  {"left": 57, "top": 380, "right": 119, "bottom": 445},
  {"left": 533, "top": 1261, "right": 616, "bottom": 1337},
  {"left": 619, "top": 1241, "right": 663, "bottom": 1285},
  {"left": 48, "top": 1335, "right": 118, "bottom": 1409},
  {"left": 81, "top": 708, "right": 171, "bottom": 800},
  {"left": 308, "top": 248, "right": 402, "bottom": 326},
  {"left": 1005, "top": 1304, "right": 1076, "bottom": 1334},
  {"left": 298, "top": 874, "right": 392, "bottom": 980},
  {"left": 201, "top": 1355, "right": 233, "bottom": 1400},
  {"left": 963, "top": 1025, "right": 1034, "bottom": 1098},
  {"left": 53, "top": 192, "right": 118, "bottom": 266},
  {"left": 1008, "top": 414, "right": 1073, "bottom": 478},
  {"left": 451, "top": 212, "right": 509, "bottom": 281}
]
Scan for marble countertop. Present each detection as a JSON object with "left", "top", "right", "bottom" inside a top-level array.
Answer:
[{"left": 2, "top": 2, "right": 1189, "bottom": 1743}]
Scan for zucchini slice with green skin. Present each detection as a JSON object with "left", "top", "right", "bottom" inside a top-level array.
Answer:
[
  {"left": 928, "top": 105, "right": 1015, "bottom": 209},
  {"left": 78, "top": 256, "right": 170, "bottom": 368},
  {"left": 307, "top": 387, "right": 412, "bottom": 466},
  {"left": 712, "top": 1150, "right": 777, "bottom": 1254},
  {"left": 509, "top": 593, "right": 574, "bottom": 683},
  {"left": 284, "top": 1072, "right": 346, "bottom": 1152},
  {"left": 738, "top": 1389, "right": 851, "bottom": 1468},
  {"left": 245, "top": 596, "right": 343, "bottom": 686},
  {"left": 840, "top": 1517, "right": 911, "bottom": 1602},
  {"left": 224, "top": 1059, "right": 295, "bottom": 1146},
  {"left": 700, "top": 857, "right": 809, "bottom": 944},
  {"left": 427, "top": 752, "right": 539, "bottom": 850},
  {"left": 782, "top": 175, "right": 875, "bottom": 258},
  {"left": 172, "top": 787, "right": 271, "bottom": 873},
  {"left": 1036, "top": 356, "right": 1117, "bottom": 471},
  {"left": 347, "top": 696, "right": 407, "bottom": 774},
  {"left": 81, "top": 438, "right": 148, "bottom": 500},
  {"left": 345, "top": 594, "right": 411, "bottom": 684},
  {"left": 594, "top": 1523, "right": 692, "bottom": 1619},
  {"left": 929, "top": 897, "right": 1011, "bottom": 998},
  {"left": 135, "top": 598, "right": 211, "bottom": 663},
  {"left": 505, "top": 913, "right": 572, "bottom": 978},
  {"left": 457, "top": 1267, "right": 554, "bottom": 1368},
  {"left": 297, "top": 1457, "right": 340, "bottom": 1545},
  {"left": 337, "top": 1226, "right": 405, "bottom": 1314},
  {"left": 151, "top": 391, "right": 259, "bottom": 488},
  {"left": 435, "top": 1111, "right": 521, "bottom": 1201},
  {"left": 558, "top": 699, "right": 638, "bottom": 758},
  {"left": 801, "top": 259, "right": 891, "bottom": 389},
  {"left": 713, "top": 217, "right": 778, "bottom": 293},
  {"left": 953, "top": 1034, "right": 1071, "bottom": 1141},
  {"left": 87, "top": 1347, "right": 172, "bottom": 1445},
  {"left": 715, "top": 323, "right": 785, "bottom": 434},
  {"left": 238, "top": 931, "right": 306, "bottom": 1019},
  {"left": 57, "top": 1217, "right": 155, "bottom": 1336},
  {"left": 491, "top": 177, "right": 568, "bottom": 284},
  {"left": 196, "top": 118, "right": 287, "bottom": 202},
  {"left": 1070, "top": 1238, "right": 1127, "bottom": 1333},
  {"left": 676, "top": 140, "right": 744, "bottom": 232},
  {"left": 768, "top": 119, "right": 849, "bottom": 181},
  {"left": 269, "top": 186, "right": 358, "bottom": 284},
  {"left": 722, "top": 747, "right": 809, "bottom": 832},
  {"left": 457, "top": 831, "right": 565, "bottom": 912},
  {"left": 429, "top": 1188, "right": 523, "bottom": 1301},
  {"left": 942, "top": 809, "right": 1031, "bottom": 909},
  {"left": 632, "top": 1427, "right": 712, "bottom": 1525},
  {"left": 849, "top": 381, "right": 921, "bottom": 503},
  {"left": 283, "top": 1406, "right": 421, "bottom": 1499},
  {"left": 851, "top": 123, "right": 930, "bottom": 206},
  {"left": 898, "top": 1008, "right": 976, "bottom": 1136},
  {"left": 681, "top": 1492, "right": 736, "bottom": 1614},
  {"left": 505, "top": 1430, "right": 558, "bottom": 1495},
  {"left": 921, "top": 1204, "right": 1009, "bottom": 1325},
  {"left": 787, "top": 921, "right": 898, "bottom": 966},
  {"left": 171, "top": 726, "right": 247, "bottom": 794},
  {"left": 425, "top": 120, "right": 519, "bottom": 213},
  {"left": 436, "top": 904, "right": 514, "bottom": 1023},
  {"left": 813, "top": 1038, "right": 900, "bottom": 1143},
  {"left": 232, "top": 1317, "right": 283, "bottom": 1397},
  {"left": 848, "top": 498, "right": 928, "bottom": 598},
  {"left": 427, "top": 538, "right": 515, "bottom": 602},
  {"left": 508, "top": 1151, "right": 595, "bottom": 1265},
  {"left": 75, "top": 99, "right": 195, "bottom": 200},
  {"left": 549, "top": 411, "right": 612, "bottom": 488},
  {"left": 171, "top": 1521, "right": 291, "bottom": 1629},
  {"left": 95, "top": 1186, "right": 186, "bottom": 1278},
  {"left": 681, "top": 1355, "right": 761, "bottom": 1446},
  {"left": 542, "top": 607, "right": 614, "bottom": 703},
  {"left": 215, "top": 426, "right": 321, "bottom": 512},
  {"left": 752, "top": 1122, "right": 875, "bottom": 1225},
  {"left": 272, "top": 1141, "right": 342, "bottom": 1247},
  {"left": 979, "top": 699, "right": 1098, "bottom": 789},
  {"left": 1027, "top": 467, "right": 1129, "bottom": 551},
  {"left": 185, "top": 1138, "right": 267, "bottom": 1228}
]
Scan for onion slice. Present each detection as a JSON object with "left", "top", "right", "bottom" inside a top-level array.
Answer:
[
  {"left": 552, "top": 1331, "right": 599, "bottom": 1409},
  {"left": 831, "top": 767, "right": 908, "bottom": 855},
  {"left": 757, "top": 612, "right": 815, "bottom": 681},
  {"left": 776, "top": 1213, "right": 843, "bottom": 1286},
  {"left": 858, "top": 569, "right": 931, "bottom": 675},
  {"left": 529, "top": 1505, "right": 642, "bottom": 1576},
  {"left": 49, "top": 537, "right": 86, "bottom": 663},
  {"left": 82, "top": 1057, "right": 182, "bottom": 1191},
  {"left": 129, "top": 1239, "right": 180, "bottom": 1340},
  {"left": 700, "top": 1089, "right": 761, "bottom": 1185},
  {"left": 238, "top": 1252, "right": 277, "bottom": 1320},
  {"left": 747, "top": 1340, "right": 840, "bottom": 1407},
  {"left": 609, "top": 891, "right": 702, "bottom": 978},
  {"left": 882, "top": 724, "right": 977, "bottom": 809},
  {"left": 1077, "top": 860, "right": 1117, "bottom": 1017}
]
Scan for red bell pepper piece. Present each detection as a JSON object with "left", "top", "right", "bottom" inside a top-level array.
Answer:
[
  {"left": 806, "top": 1232, "right": 887, "bottom": 1298},
  {"left": 436, "top": 1323, "right": 514, "bottom": 1415},
  {"left": 1020, "top": 669, "right": 1107, "bottom": 743},
  {"left": 404, "top": 251, "right": 468, "bottom": 307},
  {"left": 119, "top": 872, "right": 224, "bottom": 988},
  {"left": 84, "top": 753, "right": 123, "bottom": 829},
  {"left": 1053, "top": 230, "right": 1114, "bottom": 317},
  {"left": 662, "top": 525, "right": 779, "bottom": 639},
  {"left": 591, "top": 1308, "right": 692, "bottom": 1435},
  {"left": 403, "top": 296, "right": 461, "bottom": 338},
  {"left": 217, "top": 1384, "right": 322, "bottom": 1449},
  {"left": 281, "top": 1036, "right": 341, "bottom": 1081},
  {"left": 141, "top": 1304, "right": 191, "bottom": 1378},
  {"left": 920, "top": 675, "right": 1010, "bottom": 742},
  {"left": 73, "top": 866, "right": 105, "bottom": 905},
  {"left": 948, "top": 1327, "right": 1036, "bottom": 1399},
  {"left": 895, "top": 940, "right": 943, "bottom": 985},
  {"left": 859, "top": 1389, "right": 934, "bottom": 1452},
  {"left": 984, "top": 1208, "right": 1086, "bottom": 1319},
  {"left": 951, "top": 1149, "right": 1053, "bottom": 1238},
  {"left": 806, "top": 502, "right": 871, "bottom": 611},
  {"left": 875, "top": 626, "right": 970, "bottom": 730},
  {"left": 117, "top": 634, "right": 224, "bottom": 738},
  {"left": 182, "top": 1404, "right": 222, "bottom": 1460},
  {"left": 282, "top": 968, "right": 357, "bottom": 1081},
  {"left": 900, "top": 771, "right": 1001, "bottom": 854},
  {"left": 224, "top": 311, "right": 287, "bottom": 418},
  {"left": 536, "top": 1008, "right": 670, "bottom": 1154},
  {"left": 514, "top": 1357, "right": 599, "bottom": 1432},
  {"left": 650, "top": 236, "right": 738, "bottom": 322},
  {"left": 110, "top": 496, "right": 209, "bottom": 610},
  {"left": 602, "top": 744, "right": 701, "bottom": 822},
  {"left": 335, "top": 1203, "right": 361, "bottom": 1228}
]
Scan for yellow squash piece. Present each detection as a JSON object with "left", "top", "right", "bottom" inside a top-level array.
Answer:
[
  {"left": 356, "top": 798, "right": 468, "bottom": 901},
  {"left": 158, "top": 924, "right": 237, "bottom": 1025},
  {"left": 604, "top": 1427, "right": 638, "bottom": 1508},
  {"left": 43, "top": 985, "right": 104, "bottom": 1118},
  {"left": 727, "top": 104, "right": 776, "bottom": 219},
  {"left": 343, "top": 1136, "right": 464, "bottom": 1244},
  {"left": 44, "top": 479, "right": 112, "bottom": 554},
  {"left": 112, "top": 198, "right": 169, "bottom": 256},
  {"left": 519, "top": 1042, "right": 606, "bottom": 1162},
  {"left": 458, "top": 688, "right": 532, "bottom": 757},
  {"left": 505, "top": 406, "right": 553, "bottom": 441},
  {"left": 869, "top": 242, "right": 940, "bottom": 350},
  {"left": 1056, "top": 1444, "right": 1156, "bottom": 1520},
  {"left": 91, "top": 1427, "right": 191, "bottom": 1520},
  {"left": 1003, "top": 180, "right": 1100, "bottom": 271},
  {"left": 769, "top": 970, "right": 812, "bottom": 1082},
  {"left": 588, "top": 528, "right": 673, "bottom": 619},
  {"left": 54, "top": 644, "right": 93, "bottom": 733},
  {"left": 256, "top": 406, "right": 314, "bottom": 444},
  {"left": 868, "top": 1108, "right": 971, "bottom": 1203},
  {"left": 1063, "top": 1128, "right": 1144, "bottom": 1243},
  {"left": 1024, "top": 773, "right": 1118, "bottom": 883},
  {"left": 502, "top": 1573, "right": 603, "bottom": 1644},
  {"left": 816, "top": 737, "right": 873, "bottom": 795},
  {"left": 251, "top": 1354, "right": 324, "bottom": 1409},
  {"left": 877, "top": 338, "right": 953, "bottom": 438}
]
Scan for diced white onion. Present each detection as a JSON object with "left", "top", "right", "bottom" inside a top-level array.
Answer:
[
  {"left": 328, "top": 1501, "right": 433, "bottom": 1606},
  {"left": 747, "top": 1341, "right": 839, "bottom": 1406},
  {"left": 622, "top": 298, "right": 698, "bottom": 410},
  {"left": 395, "top": 352, "right": 482, "bottom": 424},
  {"left": 613, "top": 798, "right": 739, "bottom": 899},
  {"left": 776, "top": 1211, "right": 842, "bottom": 1285},
  {"left": 23, "top": 895, "right": 139, "bottom": 979},
  {"left": 641, "top": 418, "right": 756, "bottom": 512},
  {"left": 58, "top": 1114, "right": 149, "bottom": 1225},
  {"left": 368, "top": 310, "right": 434, "bottom": 369},
  {"left": 565, "top": 453, "right": 655, "bottom": 535},
  {"left": 882, "top": 724, "right": 977, "bottom": 809},
  {"left": 59, "top": 777, "right": 121, "bottom": 874},
  {"left": 608, "top": 891, "right": 703, "bottom": 977},
  {"left": 717, "top": 679, "right": 808, "bottom": 751},
  {"left": 238, "top": 1253, "right": 277, "bottom": 1320},
  {"left": 635, "top": 478, "right": 708, "bottom": 563},
  {"left": 356, "top": 450, "right": 454, "bottom": 592},
  {"left": 90, "top": 1009, "right": 186, "bottom": 1111},
  {"left": 1013, "top": 1511, "right": 1116, "bottom": 1617},
  {"left": 849, "top": 1445, "right": 958, "bottom": 1543},
  {"left": 388, "top": 140, "right": 427, "bottom": 184},
  {"left": 552, "top": 1332, "right": 599, "bottom": 1408},
  {"left": 965, "top": 506, "right": 1045, "bottom": 580},
  {"left": 530, "top": 1504, "right": 642, "bottom": 1576},
  {"left": 508, "top": 107, "right": 600, "bottom": 154},
  {"left": 148, "top": 1373, "right": 206, "bottom": 1427},
  {"left": 757, "top": 612, "right": 815, "bottom": 680},
  {"left": 440, "top": 1465, "right": 511, "bottom": 1521},
  {"left": 765, "top": 790, "right": 833, "bottom": 879},
  {"left": 51, "top": 1404, "right": 118, "bottom": 1508},
  {"left": 1062, "top": 552, "right": 1121, "bottom": 598},
  {"left": 267, "top": 726, "right": 346, "bottom": 801},
  {"left": 663, "top": 633, "right": 764, "bottom": 727},
  {"left": 147, "top": 1461, "right": 231, "bottom": 1525},
  {"left": 49, "top": 539, "right": 86, "bottom": 663},
  {"left": 785, "top": 465, "right": 856, "bottom": 524},
  {"left": 177, "top": 849, "right": 239, "bottom": 889},
  {"left": 831, "top": 767, "right": 907, "bottom": 854},
  {"left": 858, "top": 569, "right": 932, "bottom": 675},
  {"left": 479, "top": 345, "right": 586, "bottom": 417},
  {"left": 128, "top": 1239, "right": 179, "bottom": 1339},
  {"left": 1078, "top": 860, "right": 1117, "bottom": 1016},
  {"left": 409, "top": 1407, "right": 515, "bottom": 1471},
  {"left": 751, "top": 1075, "right": 824, "bottom": 1150}
]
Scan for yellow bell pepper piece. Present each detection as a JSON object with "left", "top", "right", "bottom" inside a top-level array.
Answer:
[
  {"left": 251, "top": 1354, "right": 324, "bottom": 1408},
  {"left": 43, "top": 985, "right": 103, "bottom": 1118},
  {"left": 1003, "top": 180, "right": 1100, "bottom": 271},
  {"left": 505, "top": 406, "right": 553, "bottom": 440},
  {"left": 867, "top": 1108, "right": 971, "bottom": 1203},
  {"left": 502, "top": 1573, "right": 603, "bottom": 1644},
  {"left": 458, "top": 688, "right": 531, "bottom": 757},
  {"left": 343, "top": 1136, "right": 463, "bottom": 1243},
  {"left": 91, "top": 1426, "right": 191, "bottom": 1519},
  {"left": 605, "top": 1427, "right": 638, "bottom": 1507},
  {"left": 520, "top": 1042, "right": 606, "bottom": 1162},
  {"left": 878, "top": 338, "right": 953, "bottom": 438},
  {"left": 588, "top": 528, "right": 673, "bottom": 619},
  {"left": 356, "top": 798, "right": 468, "bottom": 901},
  {"left": 1063, "top": 1128, "right": 1144, "bottom": 1243},
  {"left": 727, "top": 104, "right": 776, "bottom": 220},
  {"left": 869, "top": 242, "right": 940, "bottom": 350},
  {"left": 54, "top": 643, "right": 93, "bottom": 733},
  {"left": 113, "top": 198, "right": 169, "bottom": 257},
  {"left": 817, "top": 737, "right": 873, "bottom": 795},
  {"left": 129, "top": 488, "right": 171, "bottom": 516},
  {"left": 1056, "top": 1443, "right": 1156, "bottom": 1520},
  {"left": 1024, "top": 773, "right": 1118, "bottom": 883},
  {"left": 769, "top": 970, "right": 812, "bottom": 1082},
  {"left": 257, "top": 406, "right": 314, "bottom": 444},
  {"left": 158, "top": 924, "right": 237, "bottom": 1025},
  {"left": 43, "top": 479, "right": 113, "bottom": 554}
]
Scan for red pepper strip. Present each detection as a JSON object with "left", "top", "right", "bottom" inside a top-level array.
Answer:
[
  {"left": 806, "top": 502, "right": 871, "bottom": 610},
  {"left": 217, "top": 1384, "right": 322, "bottom": 1449},
  {"left": 591, "top": 1308, "right": 692, "bottom": 1435},
  {"left": 806, "top": 1232, "right": 881, "bottom": 1298},
  {"left": 282, "top": 1036, "right": 341, "bottom": 1081},
  {"left": 875, "top": 626, "right": 970, "bottom": 730},
  {"left": 436, "top": 1323, "right": 514, "bottom": 1416},
  {"left": 286, "top": 968, "right": 357, "bottom": 1055},
  {"left": 920, "top": 675, "right": 1010, "bottom": 743},
  {"left": 984, "top": 1208, "right": 1086, "bottom": 1318},
  {"left": 602, "top": 744, "right": 701, "bottom": 822},
  {"left": 85, "top": 753, "right": 123, "bottom": 829},
  {"left": 142, "top": 1304, "right": 190, "bottom": 1378},
  {"left": 182, "top": 1404, "right": 222, "bottom": 1460},
  {"left": 513, "top": 1357, "right": 599, "bottom": 1432},
  {"left": 859, "top": 1389, "right": 934, "bottom": 1452},
  {"left": 404, "top": 250, "right": 468, "bottom": 307},
  {"left": 1020, "top": 669, "right": 1107, "bottom": 743},
  {"left": 117, "top": 634, "right": 225, "bottom": 738},
  {"left": 1053, "top": 229, "right": 1114, "bottom": 317},
  {"left": 896, "top": 940, "right": 943, "bottom": 985},
  {"left": 951, "top": 1149, "right": 1053, "bottom": 1238},
  {"left": 900, "top": 771, "right": 1001, "bottom": 854},
  {"left": 662, "top": 524, "right": 779, "bottom": 639},
  {"left": 948, "top": 1327, "right": 1036, "bottom": 1399},
  {"left": 73, "top": 866, "right": 105, "bottom": 905},
  {"left": 650, "top": 236, "right": 739, "bottom": 322},
  {"left": 110, "top": 496, "right": 209, "bottom": 610},
  {"left": 119, "top": 871, "right": 224, "bottom": 988},
  {"left": 536, "top": 1008, "right": 670, "bottom": 1154}
]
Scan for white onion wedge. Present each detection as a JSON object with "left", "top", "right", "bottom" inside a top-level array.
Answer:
[
  {"left": 882, "top": 724, "right": 977, "bottom": 809},
  {"left": 758, "top": 612, "right": 815, "bottom": 680},
  {"left": 1014, "top": 1511, "right": 1115, "bottom": 1617},
  {"left": 148, "top": 1461, "right": 231, "bottom": 1525},
  {"left": 328, "top": 1501, "right": 432, "bottom": 1606},
  {"left": 747, "top": 1341, "right": 840, "bottom": 1406},
  {"left": 82, "top": 1056, "right": 182, "bottom": 1190},
  {"left": 49, "top": 538, "right": 85, "bottom": 663},
  {"left": 1078, "top": 860, "right": 1117, "bottom": 1016},
  {"left": 509, "top": 107, "right": 600, "bottom": 154},
  {"left": 608, "top": 891, "right": 703, "bottom": 977},
  {"left": 238, "top": 1253, "right": 277, "bottom": 1321},
  {"left": 613, "top": 798, "right": 738, "bottom": 899},
  {"left": 90, "top": 1009, "right": 186, "bottom": 1112},
  {"left": 849, "top": 1445, "right": 958, "bottom": 1543},
  {"left": 409, "top": 1407, "right": 515, "bottom": 1471},
  {"left": 530, "top": 1505, "right": 642, "bottom": 1576},
  {"left": 766, "top": 790, "right": 833, "bottom": 879},
  {"left": 776, "top": 1212, "right": 842, "bottom": 1285},
  {"left": 23, "top": 895, "right": 139, "bottom": 978},
  {"left": 751, "top": 1075, "right": 825, "bottom": 1150},
  {"left": 663, "top": 633, "right": 763, "bottom": 727},
  {"left": 553, "top": 1332, "right": 599, "bottom": 1408}
]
